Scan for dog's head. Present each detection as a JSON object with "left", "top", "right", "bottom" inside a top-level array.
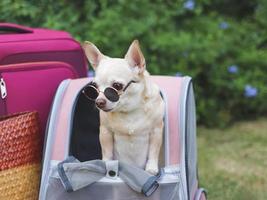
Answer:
[{"left": 83, "top": 40, "right": 146, "bottom": 112}]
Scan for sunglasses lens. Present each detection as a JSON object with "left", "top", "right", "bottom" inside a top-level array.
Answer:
[
  {"left": 104, "top": 87, "right": 119, "bottom": 102},
  {"left": 83, "top": 86, "right": 98, "bottom": 100}
]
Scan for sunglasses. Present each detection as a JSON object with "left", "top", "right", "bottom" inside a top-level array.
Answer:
[{"left": 82, "top": 80, "right": 137, "bottom": 102}]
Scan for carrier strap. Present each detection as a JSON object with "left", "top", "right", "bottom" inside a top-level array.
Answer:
[{"left": 57, "top": 156, "right": 160, "bottom": 196}]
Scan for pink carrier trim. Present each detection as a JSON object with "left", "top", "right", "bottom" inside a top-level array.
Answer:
[
  {"left": 52, "top": 79, "right": 89, "bottom": 160},
  {"left": 152, "top": 76, "right": 182, "bottom": 165}
]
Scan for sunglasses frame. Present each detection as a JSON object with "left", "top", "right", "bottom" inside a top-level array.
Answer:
[{"left": 82, "top": 80, "right": 137, "bottom": 102}]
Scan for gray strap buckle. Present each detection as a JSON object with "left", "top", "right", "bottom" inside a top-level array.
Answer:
[{"left": 105, "top": 160, "right": 119, "bottom": 179}]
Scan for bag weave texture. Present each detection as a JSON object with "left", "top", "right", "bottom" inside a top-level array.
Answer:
[{"left": 0, "top": 111, "right": 42, "bottom": 200}]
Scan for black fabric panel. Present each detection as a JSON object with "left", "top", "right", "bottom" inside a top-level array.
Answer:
[{"left": 70, "top": 93, "right": 102, "bottom": 161}]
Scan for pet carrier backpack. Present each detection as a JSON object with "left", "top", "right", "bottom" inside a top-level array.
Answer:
[{"left": 39, "top": 76, "right": 206, "bottom": 200}]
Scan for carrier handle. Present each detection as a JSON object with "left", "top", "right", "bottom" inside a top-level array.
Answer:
[{"left": 0, "top": 23, "right": 33, "bottom": 33}]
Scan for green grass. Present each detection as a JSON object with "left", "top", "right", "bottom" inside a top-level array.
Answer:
[{"left": 197, "top": 118, "right": 267, "bottom": 200}]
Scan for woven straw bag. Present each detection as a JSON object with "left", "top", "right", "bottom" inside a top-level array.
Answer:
[{"left": 0, "top": 111, "right": 42, "bottom": 200}]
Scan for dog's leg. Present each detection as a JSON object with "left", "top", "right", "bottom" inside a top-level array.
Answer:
[
  {"left": 99, "top": 126, "right": 113, "bottom": 160},
  {"left": 145, "top": 122, "right": 163, "bottom": 175}
]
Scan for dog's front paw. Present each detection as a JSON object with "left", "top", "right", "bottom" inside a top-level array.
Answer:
[
  {"left": 102, "top": 157, "right": 111, "bottom": 161},
  {"left": 145, "top": 161, "right": 159, "bottom": 175}
]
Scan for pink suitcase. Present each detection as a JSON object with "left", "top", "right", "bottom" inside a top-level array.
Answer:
[{"left": 0, "top": 23, "right": 88, "bottom": 135}]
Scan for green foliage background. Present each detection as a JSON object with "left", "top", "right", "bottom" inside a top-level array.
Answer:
[{"left": 1, "top": 0, "right": 267, "bottom": 127}]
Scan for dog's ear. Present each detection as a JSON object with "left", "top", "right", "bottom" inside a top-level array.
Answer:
[
  {"left": 83, "top": 41, "right": 105, "bottom": 70},
  {"left": 125, "top": 40, "right": 146, "bottom": 74}
]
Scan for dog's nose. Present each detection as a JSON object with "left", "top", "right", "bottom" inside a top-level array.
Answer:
[{"left": 96, "top": 98, "right": 106, "bottom": 108}]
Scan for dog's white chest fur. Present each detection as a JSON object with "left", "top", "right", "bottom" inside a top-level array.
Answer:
[
  {"left": 99, "top": 88, "right": 164, "bottom": 169},
  {"left": 105, "top": 107, "right": 158, "bottom": 168}
]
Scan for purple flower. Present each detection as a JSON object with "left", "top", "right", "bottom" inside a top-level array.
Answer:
[
  {"left": 87, "top": 70, "right": 95, "bottom": 77},
  {"left": 175, "top": 72, "right": 183, "bottom": 77},
  {"left": 228, "top": 65, "right": 238, "bottom": 74},
  {"left": 219, "top": 22, "right": 229, "bottom": 30},
  {"left": 184, "top": 0, "right": 195, "bottom": 10},
  {"left": 182, "top": 51, "right": 189, "bottom": 58},
  {"left": 244, "top": 84, "right": 258, "bottom": 98}
]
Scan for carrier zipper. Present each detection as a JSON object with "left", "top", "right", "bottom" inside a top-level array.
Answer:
[
  {"left": 0, "top": 61, "right": 78, "bottom": 78},
  {"left": 0, "top": 77, "right": 7, "bottom": 99}
]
